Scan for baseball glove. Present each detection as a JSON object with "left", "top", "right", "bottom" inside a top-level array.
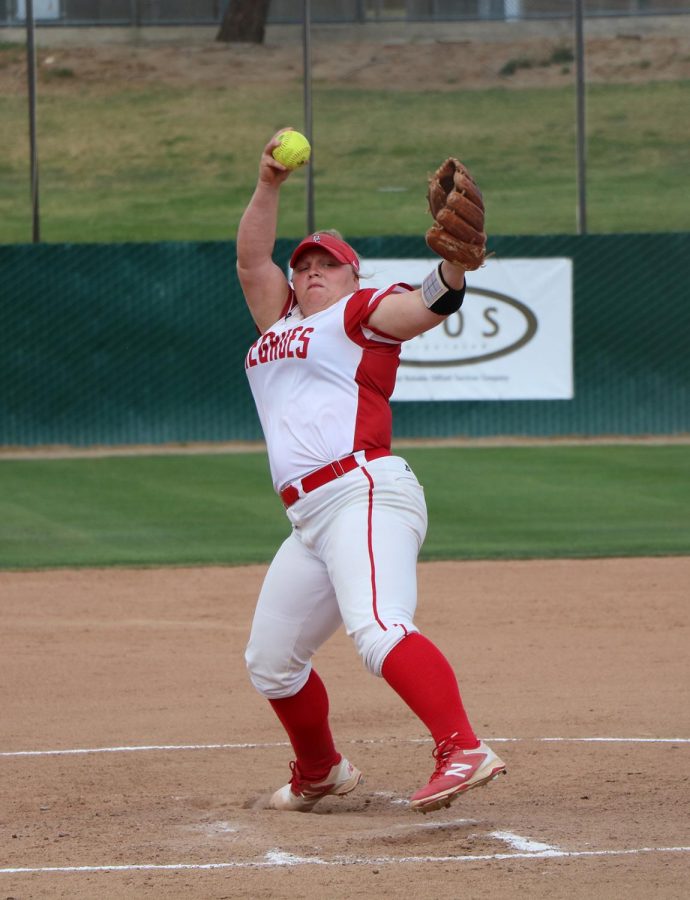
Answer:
[{"left": 426, "top": 158, "right": 486, "bottom": 270}]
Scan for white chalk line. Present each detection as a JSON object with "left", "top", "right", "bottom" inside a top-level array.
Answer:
[
  {"left": 491, "top": 831, "right": 559, "bottom": 853},
  {"left": 2, "top": 845, "right": 689, "bottom": 875},
  {"left": 2, "top": 736, "right": 688, "bottom": 758},
  {"left": 0, "top": 741, "right": 289, "bottom": 758}
]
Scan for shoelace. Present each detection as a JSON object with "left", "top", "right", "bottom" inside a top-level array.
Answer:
[
  {"left": 429, "top": 734, "right": 478, "bottom": 781},
  {"left": 288, "top": 759, "right": 304, "bottom": 792},
  {"left": 288, "top": 759, "right": 333, "bottom": 797}
]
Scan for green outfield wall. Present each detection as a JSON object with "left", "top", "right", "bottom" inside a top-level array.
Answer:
[{"left": 1, "top": 233, "right": 688, "bottom": 447}]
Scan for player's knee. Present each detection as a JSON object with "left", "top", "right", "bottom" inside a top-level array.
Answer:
[
  {"left": 352, "top": 622, "right": 419, "bottom": 677},
  {"left": 244, "top": 642, "right": 310, "bottom": 699}
]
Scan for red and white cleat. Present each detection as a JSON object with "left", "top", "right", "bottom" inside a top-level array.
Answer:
[{"left": 410, "top": 737, "right": 506, "bottom": 813}]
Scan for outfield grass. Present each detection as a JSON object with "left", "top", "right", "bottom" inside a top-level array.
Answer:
[
  {"left": 3, "top": 79, "right": 688, "bottom": 243},
  {"left": 0, "top": 446, "right": 687, "bottom": 569}
]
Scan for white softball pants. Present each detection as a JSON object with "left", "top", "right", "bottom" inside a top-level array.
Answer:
[{"left": 245, "top": 455, "right": 428, "bottom": 699}]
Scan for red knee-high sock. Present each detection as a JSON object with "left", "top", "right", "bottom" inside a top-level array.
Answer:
[
  {"left": 381, "top": 633, "right": 479, "bottom": 748},
  {"left": 269, "top": 669, "right": 340, "bottom": 781}
]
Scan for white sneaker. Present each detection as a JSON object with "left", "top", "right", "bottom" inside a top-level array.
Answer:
[{"left": 269, "top": 757, "right": 362, "bottom": 812}]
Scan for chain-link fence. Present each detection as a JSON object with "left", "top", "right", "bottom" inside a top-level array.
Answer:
[
  {"left": 1, "top": 6, "right": 688, "bottom": 446},
  {"left": 3, "top": 11, "right": 688, "bottom": 242},
  {"left": 1, "top": 1, "right": 689, "bottom": 27},
  {"left": 1, "top": 233, "right": 688, "bottom": 447}
]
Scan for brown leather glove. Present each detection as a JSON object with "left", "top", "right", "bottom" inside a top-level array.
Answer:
[{"left": 426, "top": 157, "right": 486, "bottom": 270}]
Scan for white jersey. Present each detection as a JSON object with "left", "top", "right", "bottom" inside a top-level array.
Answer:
[{"left": 245, "top": 284, "right": 410, "bottom": 491}]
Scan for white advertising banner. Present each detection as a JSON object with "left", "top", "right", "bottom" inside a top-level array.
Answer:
[{"left": 359, "top": 257, "right": 573, "bottom": 401}]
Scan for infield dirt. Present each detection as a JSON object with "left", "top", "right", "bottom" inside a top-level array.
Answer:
[{"left": 3, "top": 557, "right": 689, "bottom": 898}]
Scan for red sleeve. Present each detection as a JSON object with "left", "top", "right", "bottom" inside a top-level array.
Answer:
[{"left": 344, "top": 284, "right": 413, "bottom": 346}]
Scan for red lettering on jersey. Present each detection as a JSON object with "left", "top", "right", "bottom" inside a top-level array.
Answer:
[
  {"left": 258, "top": 331, "right": 274, "bottom": 364},
  {"left": 245, "top": 344, "right": 258, "bottom": 369},
  {"left": 268, "top": 332, "right": 281, "bottom": 362},
  {"left": 286, "top": 326, "right": 303, "bottom": 358},
  {"left": 295, "top": 327, "right": 314, "bottom": 359},
  {"left": 247, "top": 325, "right": 313, "bottom": 367},
  {"left": 277, "top": 330, "right": 290, "bottom": 359}
]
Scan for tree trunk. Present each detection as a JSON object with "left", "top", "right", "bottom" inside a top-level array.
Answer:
[{"left": 216, "top": 0, "right": 272, "bottom": 44}]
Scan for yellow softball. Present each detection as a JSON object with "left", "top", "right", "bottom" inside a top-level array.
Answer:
[{"left": 272, "top": 131, "right": 311, "bottom": 170}]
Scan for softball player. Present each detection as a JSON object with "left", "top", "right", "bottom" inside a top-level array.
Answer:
[{"left": 236, "top": 130, "right": 505, "bottom": 813}]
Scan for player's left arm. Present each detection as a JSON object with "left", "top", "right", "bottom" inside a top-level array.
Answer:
[{"left": 366, "top": 260, "right": 466, "bottom": 341}]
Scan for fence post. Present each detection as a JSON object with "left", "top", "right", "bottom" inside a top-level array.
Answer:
[
  {"left": 26, "top": 0, "right": 40, "bottom": 243},
  {"left": 574, "top": 0, "right": 587, "bottom": 235},
  {"left": 303, "top": 0, "right": 315, "bottom": 234}
]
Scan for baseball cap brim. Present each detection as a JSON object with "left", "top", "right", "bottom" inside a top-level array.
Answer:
[{"left": 290, "top": 233, "right": 360, "bottom": 273}]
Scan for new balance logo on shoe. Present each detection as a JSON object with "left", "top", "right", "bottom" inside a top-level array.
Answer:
[{"left": 444, "top": 762, "right": 474, "bottom": 779}]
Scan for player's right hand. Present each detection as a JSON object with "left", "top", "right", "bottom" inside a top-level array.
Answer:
[{"left": 258, "top": 130, "right": 294, "bottom": 187}]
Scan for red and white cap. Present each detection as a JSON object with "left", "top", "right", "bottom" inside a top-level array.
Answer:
[{"left": 290, "top": 233, "right": 360, "bottom": 274}]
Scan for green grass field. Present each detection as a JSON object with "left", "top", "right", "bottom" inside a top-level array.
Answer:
[
  {"left": 2, "top": 76, "right": 689, "bottom": 243},
  {"left": 0, "top": 446, "right": 688, "bottom": 569}
]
